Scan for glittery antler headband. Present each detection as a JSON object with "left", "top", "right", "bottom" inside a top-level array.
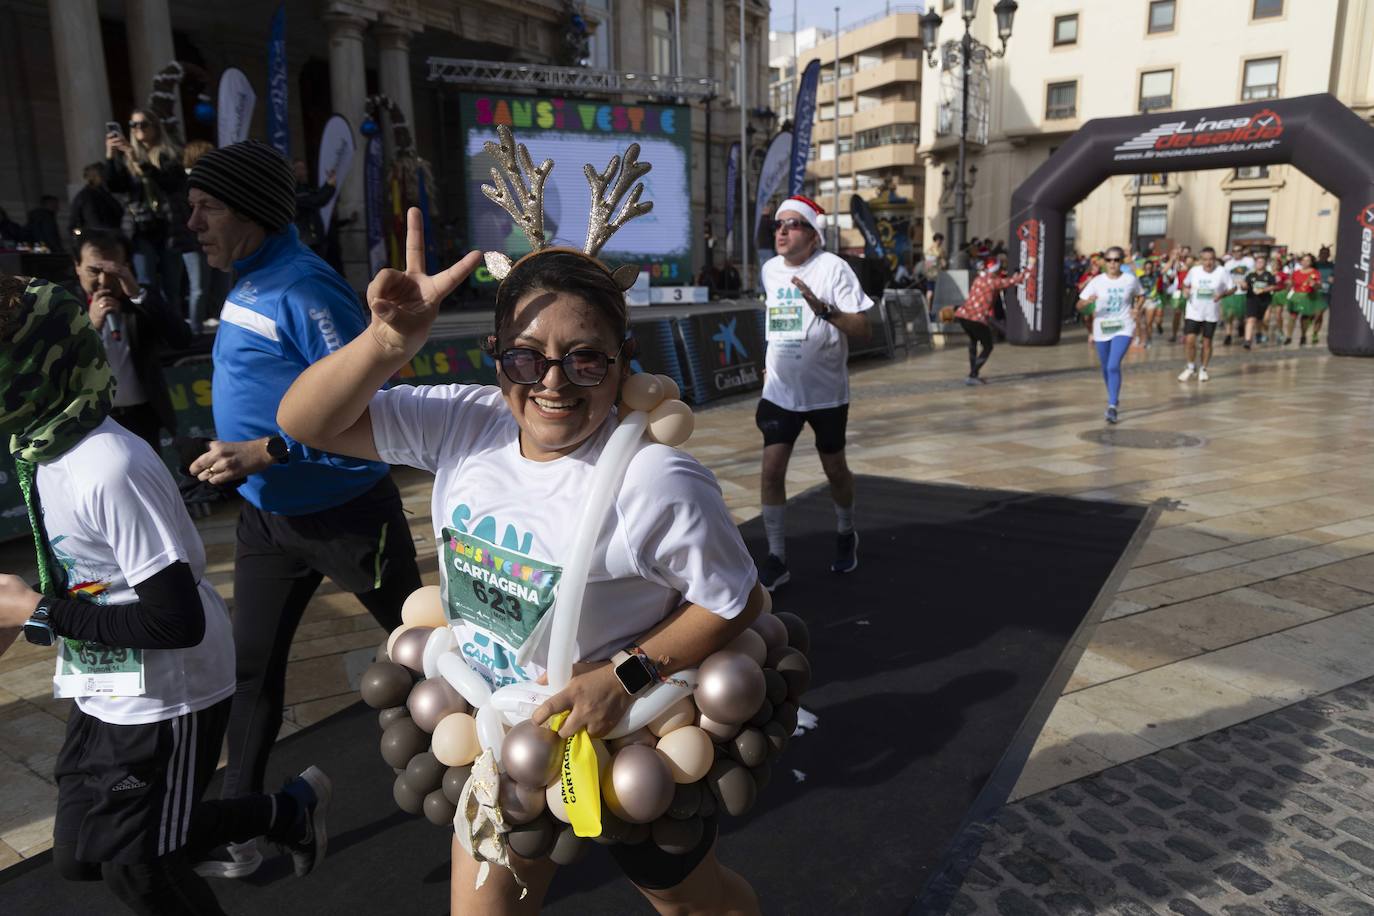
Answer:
[{"left": 481, "top": 124, "right": 654, "bottom": 292}]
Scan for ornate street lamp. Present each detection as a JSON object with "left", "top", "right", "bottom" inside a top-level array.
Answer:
[{"left": 922, "top": 0, "right": 1017, "bottom": 269}]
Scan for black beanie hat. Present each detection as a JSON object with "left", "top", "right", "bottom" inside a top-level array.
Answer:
[{"left": 187, "top": 140, "right": 296, "bottom": 233}]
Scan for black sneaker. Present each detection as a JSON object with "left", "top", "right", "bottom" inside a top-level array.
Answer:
[
  {"left": 1223, "top": 334, "right": 1232, "bottom": 346},
  {"left": 282, "top": 766, "right": 331, "bottom": 877},
  {"left": 830, "top": 530, "right": 859, "bottom": 574},
  {"left": 759, "top": 554, "right": 790, "bottom": 592},
  {"left": 1105, "top": 406, "right": 1118, "bottom": 424}
]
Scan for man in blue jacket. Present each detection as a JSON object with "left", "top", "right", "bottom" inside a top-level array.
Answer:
[{"left": 184, "top": 140, "right": 420, "bottom": 877}]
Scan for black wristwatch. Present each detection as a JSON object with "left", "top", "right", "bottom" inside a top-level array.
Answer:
[
  {"left": 817, "top": 304, "right": 836, "bottom": 322},
  {"left": 23, "top": 602, "right": 55, "bottom": 647},
  {"left": 266, "top": 435, "right": 290, "bottom": 464}
]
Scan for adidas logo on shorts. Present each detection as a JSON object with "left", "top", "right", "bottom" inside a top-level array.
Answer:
[{"left": 111, "top": 774, "right": 148, "bottom": 792}]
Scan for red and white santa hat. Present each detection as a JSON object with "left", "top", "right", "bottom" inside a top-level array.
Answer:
[
  {"left": 775, "top": 195, "right": 827, "bottom": 238},
  {"left": 982, "top": 257, "right": 1001, "bottom": 272}
]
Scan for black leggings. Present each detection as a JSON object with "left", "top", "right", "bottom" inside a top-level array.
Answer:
[
  {"left": 57, "top": 847, "right": 228, "bottom": 916},
  {"left": 959, "top": 318, "right": 994, "bottom": 377},
  {"left": 222, "top": 477, "right": 420, "bottom": 799}
]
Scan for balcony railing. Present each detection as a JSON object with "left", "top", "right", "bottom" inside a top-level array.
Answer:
[
  {"left": 1045, "top": 103, "right": 1077, "bottom": 120},
  {"left": 1241, "top": 84, "right": 1279, "bottom": 101},
  {"left": 1139, "top": 94, "right": 1172, "bottom": 112}
]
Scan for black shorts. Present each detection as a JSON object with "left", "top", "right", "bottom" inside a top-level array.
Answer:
[
  {"left": 755, "top": 399, "right": 849, "bottom": 455},
  {"left": 1183, "top": 319, "right": 1217, "bottom": 340},
  {"left": 1245, "top": 298, "right": 1271, "bottom": 321},
  {"left": 54, "top": 699, "right": 230, "bottom": 865},
  {"left": 237, "top": 473, "right": 417, "bottom": 595},
  {"left": 607, "top": 814, "right": 718, "bottom": 890}
]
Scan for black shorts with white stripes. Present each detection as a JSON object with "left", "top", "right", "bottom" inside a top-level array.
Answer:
[{"left": 54, "top": 698, "right": 230, "bottom": 865}]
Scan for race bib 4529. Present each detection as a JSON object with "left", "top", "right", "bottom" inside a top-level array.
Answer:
[{"left": 441, "top": 528, "right": 561, "bottom": 649}]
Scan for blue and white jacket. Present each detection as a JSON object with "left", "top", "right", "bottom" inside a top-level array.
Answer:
[{"left": 212, "top": 226, "right": 388, "bottom": 515}]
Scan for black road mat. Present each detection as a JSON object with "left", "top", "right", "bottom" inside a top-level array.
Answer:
[{"left": 0, "top": 477, "right": 1149, "bottom": 915}]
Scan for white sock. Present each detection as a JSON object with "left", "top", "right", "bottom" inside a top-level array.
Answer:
[
  {"left": 763, "top": 504, "right": 787, "bottom": 560},
  {"left": 1187, "top": 362, "right": 1196, "bottom": 370},
  {"left": 835, "top": 503, "right": 854, "bottom": 534}
]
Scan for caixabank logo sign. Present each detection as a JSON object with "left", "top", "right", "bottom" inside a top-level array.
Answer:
[
  {"left": 1016, "top": 219, "right": 1045, "bottom": 331},
  {"left": 1112, "top": 109, "right": 1284, "bottom": 163},
  {"left": 1356, "top": 202, "right": 1374, "bottom": 331}
]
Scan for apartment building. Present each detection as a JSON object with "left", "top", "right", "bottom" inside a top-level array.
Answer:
[
  {"left": 772, "top": 8, "right": 924, "bottom": 255},
  {"left": 917, "top": 0, "right": 1374, "bottom": 257}
]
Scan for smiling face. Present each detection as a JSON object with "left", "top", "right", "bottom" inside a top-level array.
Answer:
[
  {"left": 187, "top": 188, "right": 265, "bottom": 270},
  {"left": 498, "top": 290, "right": 627, "bottom": 462}
]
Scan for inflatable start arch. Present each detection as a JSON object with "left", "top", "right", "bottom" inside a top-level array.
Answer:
[{"left": 1006, "top": 93, "right": 1374, "bottom": 356}]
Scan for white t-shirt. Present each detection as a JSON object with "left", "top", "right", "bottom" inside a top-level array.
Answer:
[
  {"left": 1079, "top": 272, "right": 1142, "bottom": 342},
  {"left": 760, "top": 250, "right": 873, "bottom": 412},
  {"left": 1223, "top": 256, "right": 1255, "bottom": 287},
  {"left": 1183, "top": 265, "right": 1234, "bottom": 322},
  {"left": 369, "top": 384, "right": 757, "bottom": 690},
  {"left": 37, "top": 418, "right": 234, "bottom": 725},
  {"left": 100, "top": 321, "right": 148, "bottom": 408}
]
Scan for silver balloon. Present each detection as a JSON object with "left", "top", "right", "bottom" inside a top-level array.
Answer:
[
  {"left": 773, "top": 612, "right": 810, "bottom": 656},
  {"left": 403, "top": 751, "right": 446, "bottom": 795},
  {"left": 391, "top": 627, "right": 434, "bottom": 674},
  {"left": 499, "top": 774, "right": 547, "bottom": 825},
  {"left": 549, "top": 825, "right": 589, "bottom": 865},
  {"left": 750, "top": 613, "right": 788, "bottom": 652},
  {"left": 603, "top": 744, "right": 675, "bottom": 824},
  {"left": 393, "top": 773, "right": 425, "bottom": 815},
  {"left": 730, "top": 728, "right": 768, "bottom": 768},
  {"left": 695, "top": 651, "right": 766, "bottom": 725},
  {"left": 424, "top": 788, "right": 458, "bottom": 826},
  {"left": 501, "top": 720, "right": 562, "bottom": 789},
  {"left": 360, "top": 661, "right": 413, "bottom": 709},
  {"left": 380, "top": 718, "right": 429, "bottom": 769},
  {"left": 508, "top": 813, "right": 557, "bottom": 860},
  {"left": 442, "top": 764, "right": 473, "bottom": 805},
  {"left": 707, "top": 758, "right": 756, "bottom": 817},
  {"left": 406, "top": 677, "right": 469, "bottom": 733}
]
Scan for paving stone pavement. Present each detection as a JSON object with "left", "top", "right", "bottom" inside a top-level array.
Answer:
[{"left": 950, "top": 676, "right": 1374, "bottom": 915}]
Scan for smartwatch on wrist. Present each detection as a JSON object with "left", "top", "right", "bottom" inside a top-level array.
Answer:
[
  {"left": 266, "top": 435, "right": 290, "bottom": 464},
  {"left": 23, "top": 602, "right": 55, "bottom": 647},
  {"left": 611, "top": 647, "right": 658, "bottom": 698},
  {"left": 818, "top": 303, "right": 836, "bottom": 321}
]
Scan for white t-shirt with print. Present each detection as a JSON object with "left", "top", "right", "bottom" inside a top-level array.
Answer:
[
  {"left": 37, "top": 418, "right": 235, "bottom": 725},
  {"left": 1183, "top": 265, "right": 1234, "bottom": 323},
  {"left": 760, "top": 250, "right": 873, "bottom": 412},
  {"left": 369, "top": 384, "right": 758, "bottom": 690},
  {"left": 1080, "top": 272, "right": 1143, "bottom": 342}
]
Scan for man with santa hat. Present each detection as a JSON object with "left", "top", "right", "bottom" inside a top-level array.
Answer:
[{"left": 755, "top": 195, "right": 873, "bottom": 591}]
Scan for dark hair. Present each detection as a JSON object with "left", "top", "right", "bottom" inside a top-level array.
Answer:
[
  {"left": 492, "top": 249, "right": 628, "bottom": 346},
  {"left": 933, "top": 233, "right": 944, "bottom": 242},
  {"left": 72, "top": 229, "right": 133, "bottom": 265},
  {"left": 1200, "top": 246, "right": 1216, "bottom": 256},
  {"left": 1105, "top": 246, "right": 1125, "bottom": 259}
]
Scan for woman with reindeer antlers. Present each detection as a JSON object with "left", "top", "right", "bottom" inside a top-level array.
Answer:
[{"left": 279, "top": 126, "right": 765, "bottom": 915}]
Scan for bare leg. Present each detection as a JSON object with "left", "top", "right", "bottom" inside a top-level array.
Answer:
[
  {"left": 1199, "top": 334, "right": 1214, "bottom": 368},
  {"left": 760, "top": 442, "right": 793, "bottom": 507},
  {"left": 1171, "top": 310, "right": 1182, "bottom": 339},
  {"left": 817, "top": 449, "right": 855, "bottom": 509},
  {"left": 1313, "top": 311, "right": 1325, "bottom": 343},
  {"left": 1183, "top": 333, "right": 1197, "bottom": 366},
  {"left": 1244, "top": 316, "right": 1258, "bottom": 344},
  {"left": 632, "top": 846, "right": 762, "bottom": 916},
  {"left": 450, "top": 835, "right": 558, "bottom": 916}
]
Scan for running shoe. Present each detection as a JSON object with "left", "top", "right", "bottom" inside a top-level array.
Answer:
[
  {"left": 964, "top": 376, "right": 979, "bottom": 386},
  {"left": 1167, "top": 335, "right": 1177, "bottom": 343},
  {"left": 193, "top": 839, "right": 263, "bottom": 879},
  {"left": 1299, "top": 338, "right": 1306, "bottom": 347},
  {"left": 830, "top": 530, "right": 859, "bottom": 574},
  {"left": 1105, "top": 406, "right": 1118, "bottom": 424},
  {"left": 1198, "top": 368, "right": 1210, "bottom": 382},
  {"left": 759, "top": 554, "right": 790, "bottom": 592},
  {"left": 282, "top": 765, "right": 332, "bottom": 878},
  {"left": 1223, "top": 334, "right": 1232, "bottom": 346},
  {"left": 1177, "top": 366, "right": 1196, "bottom": 382},
  {"left": 1242, "top": 340, "right": 1251, "bottom": 350},
  {"left": 1283, "top": 336, "right": 1292, "bottom": 345}
]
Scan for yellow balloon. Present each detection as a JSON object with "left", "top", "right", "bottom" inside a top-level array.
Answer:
[
  {"left": 401, "top": 585, "right": 446, "bottom": 628},
  {"left": 655, "top": 725, "right": 714, "bottom": 784},
  {"left": 431, "top": 712, "right": 481, "bottom": 767},
  {"left": 622, "top": 373, "right": 665, "bottom": 412},
  {"left": 647, "top": 400, "right": 694, "bottom": 447}
]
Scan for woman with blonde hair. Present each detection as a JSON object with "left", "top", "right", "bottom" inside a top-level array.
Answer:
[{"left": 106, "top": 109, "right": 186, "bottom": 307}]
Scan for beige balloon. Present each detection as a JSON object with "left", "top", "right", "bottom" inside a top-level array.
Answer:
[
  {"left": 655, "top": 726, "right": 714, "bottom": 784},
  {"left": 647, "top": 696, "right": 697, "bottom": 738},
  {"left": 621, "top": 373, "right": 665, "bottom": 411},
  {"left": 401, "top": 585, "right": 446, "bottom": 628},
  {"left": 725, "top": 628, "right": 767, "bottom": 667},
  {"left": 697, "top": 711, "right": 741, "bottom": 743},
  {"left": 609, "top": 728, "right": 658, "bottom": 752},
  {"left": 431, "top": 712, "right": 481, "bottom": 767},
  {"left": 546, "top": 781, "right": 571, "bottom": 824},
  {"left": 647, "top": 400, "right": 694, "bottom": 447},
  {"left": 655, "top": 374, "right": 681, "bottom": 401}
]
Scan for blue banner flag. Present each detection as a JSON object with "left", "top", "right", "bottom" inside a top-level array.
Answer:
[
  {"left": 365, "top": 136, "right": 385, "bottom": 276},
  {"left": 789, "top": 60, "right": 821, "bottom": 196},
  {"left": 724, "top": 142, "right": 740, "bottom": 241},
  {"left": 267, "top": 4, "right": 289, "bottom": 157}
]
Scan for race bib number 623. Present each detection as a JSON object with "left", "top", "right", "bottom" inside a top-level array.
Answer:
[{"left": 441, "top": 528, "right": 561, "bottom": 649}]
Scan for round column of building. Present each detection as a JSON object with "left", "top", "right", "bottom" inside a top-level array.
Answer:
[
  {"left": 325, "top": 9, "right": 370, "bottom": 290},
  {"left": 125, "top": 0, "right": 176, "bottom": 110},
  {"left": 376, "top": 19, "right": 418, "bottom": 132},
  {"left": 49, "top": 0, "right": 114, "bottom": 196}
]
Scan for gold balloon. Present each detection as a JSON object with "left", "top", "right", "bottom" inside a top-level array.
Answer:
[
  {"left": 647, "top": 696, "right": 697, "bottom": 737},
  {"left": 406, "top": 677, "right": 469, "bottom": 733},
  {"left": 401, "top": 585, "right": 447, "bottom": 628},
  {"left": 431, "top": 712, "right": 481, "bottom": 767},
  {"left": 602, "top": 745, "right": 675, "bottom": 824},
  {"left": 390, "top": 626, "right": 434, "bottom": 675},
  {"left": 655, "top": 725, "right": 714, "bottom": 784},
  {"left": 695, "top": 650, "right": 766, "bottom": 725},
  {"left": 501, "top": 721, "right": 563, "bottom": 789},
  {"left": 621, "top": 372, "right": 665, "bottom": 411}
]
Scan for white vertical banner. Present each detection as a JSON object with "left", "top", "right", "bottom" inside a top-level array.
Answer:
[
  {"left": 316, "top": 114, "right": 355, "bottom": 233},
  {"left": 217, "top": 67, "right": 256, "bottom": 147}
]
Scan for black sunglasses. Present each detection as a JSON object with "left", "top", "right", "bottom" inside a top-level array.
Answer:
[
  {"left": 496, "top": 341, "right": 626, "bottom": 387},
  {"left": 772, "top": 217, "right": 809, "bottom": 233},
  {"left": 1104, "top": 257, "right": 1122, "bottom": 262},
  {"left": 128, "top": 121, "right": 150, "bottom": 129}
]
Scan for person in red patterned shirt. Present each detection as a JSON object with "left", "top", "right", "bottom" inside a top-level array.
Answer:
[{"left": 954, "top": 257, "right": 1034, "bottom": 384}]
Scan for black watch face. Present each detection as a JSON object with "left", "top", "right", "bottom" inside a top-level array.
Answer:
[
  {"left": 23, "top": 623, "right": 54, "bottom": 647},
  {"left": 616, "top": 657, "right": 655, "bottom": 694}
]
